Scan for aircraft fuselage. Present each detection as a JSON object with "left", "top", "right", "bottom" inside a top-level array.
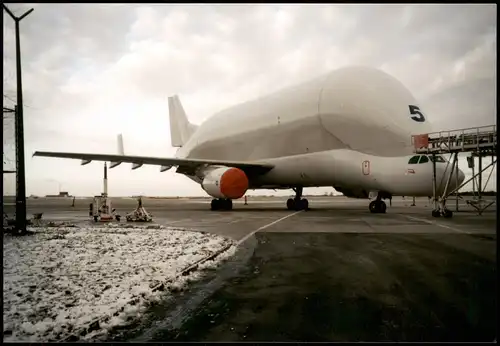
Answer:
[{"left": 176, "top": 66, "right": 464, "bottom": 197}]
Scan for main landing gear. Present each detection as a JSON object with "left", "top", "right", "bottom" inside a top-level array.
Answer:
[
  {"left": 286, "top": 187, "right": 309, "bottom": 211},
  {"left": 211, "top": 198, "right": 233, "bottom": 211},
  {"left": 369, "top": 193, "right": 387, "bottom": 214}
]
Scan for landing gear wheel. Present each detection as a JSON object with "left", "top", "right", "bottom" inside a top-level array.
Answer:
[
  {"left": 431, "top": 209, "right": 441, "bottom": 218},
  {"left": 442, "top": 209, "right": 453, "bottom": 218},
  {"left": 379, "top": 201, "right": 387, "bottom": 214},
  {"left": 211, "top": 199, "right": 233, "bottom": 211},
  {"left": 299, "top": 198, "right": 309, "bottom": 211},
  {"left": 288, "top": 187, "right": 308, "bottom": 211},
  {"left": 369, "top": 200, "right": 386, "bottom": 214},
  {"left": 115, "top": 215, "right": 121, "bottom": 222},
  {"left": 287, "top": 198, "right": 309, "bottom": 211},
  {"left": 211, "top": 199, "right": 219, "bottom": 211}
]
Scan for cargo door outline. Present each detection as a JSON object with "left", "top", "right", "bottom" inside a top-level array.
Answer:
[{"left": 362, "top": 160, "right": 370, "bottom": 175}]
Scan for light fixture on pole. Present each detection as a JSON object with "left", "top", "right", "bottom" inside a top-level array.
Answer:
[{"left": 3, "top": 4, "right": 34, "bottom": 234}]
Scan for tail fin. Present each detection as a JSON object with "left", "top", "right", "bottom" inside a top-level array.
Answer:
[
  {"left": 117, "top": 133, "right": 124, "bottom": 155},
  {"left": 168, "top": 95, "right": 197, "bottom": 147},
  {"left": 110, "top": 134, "right": 125, "bottom": 168}
]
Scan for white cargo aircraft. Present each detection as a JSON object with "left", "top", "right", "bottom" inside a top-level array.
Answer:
[{"left": 34, "top": 66, "right": 465, "bottom": 213}]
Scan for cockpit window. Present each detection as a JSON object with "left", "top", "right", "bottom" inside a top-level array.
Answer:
[
  {"left": 428, "top": 155, "right": 446, "bottom": 163},
  {"left": 418, "top": 155, "right": 429, "bottom": 164},
  {"left": 408, "top": 155, "right": 420, "bottom": 164}
]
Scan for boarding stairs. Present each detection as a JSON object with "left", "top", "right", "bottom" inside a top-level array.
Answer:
[
  {"left": 411, "top": 125, "right": 497, "bottom": 218},
  {"left": 412, "top": 125, "right": 496, "bottom": 155}
]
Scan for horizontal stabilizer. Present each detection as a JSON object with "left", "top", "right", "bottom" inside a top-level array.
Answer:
[{"left": 33, "top": 151, "right": 274, "bottom": 176}]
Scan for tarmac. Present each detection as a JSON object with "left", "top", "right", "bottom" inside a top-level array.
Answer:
[{"left": 2, "top": 195, "right": 497, "bottom": 342}]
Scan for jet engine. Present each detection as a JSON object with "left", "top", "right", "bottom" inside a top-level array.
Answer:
[{"left": 202, "top": 167, "right": 249, "bottom": 199}]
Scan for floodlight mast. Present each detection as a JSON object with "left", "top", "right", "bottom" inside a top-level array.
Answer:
[{"left": 3, "top": 5, "right": 34, "bottom": 234}]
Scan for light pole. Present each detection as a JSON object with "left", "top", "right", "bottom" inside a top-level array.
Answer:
[
  {"left": 2, "top": 107, "right": 16, "bottom": 174},
  {"left": 3, "top": 5, "right": 34, "bottom": 234}
]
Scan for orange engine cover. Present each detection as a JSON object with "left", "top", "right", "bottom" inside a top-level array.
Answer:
[
  {"left": 220, "top": 167, "right": 249, "bottom": 199},
  {"left": 201, "top": 167, "right": 249, "bottom": 199}
]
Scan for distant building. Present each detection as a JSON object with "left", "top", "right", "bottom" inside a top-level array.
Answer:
[{"left": 45, "top": 191, "right": 71, "bottom": 198}]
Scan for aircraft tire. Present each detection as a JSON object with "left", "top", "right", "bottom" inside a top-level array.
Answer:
[
  {"left": 300, "top": 198, "right": 309, "bottom": 211},
  {"left": 286, "top": 198, "right": 295, "bottom": 210},
  {"left": 379, "top": 201, "right": 387, "bottom": 213},
  {"left": 211, "top": 199, "right": 233, "bottom": 211},
  {"left": 442, "top": 209, "right": 453, "bottom": 218},
  {"left": 211, "top": 199, "right": 219, "bottom": 211},
  {"left": 431, "top": 209, "right": 441, "bottom": 218},
  {"left": 369, "top": 200, "right": 386, "bottom": 213}
]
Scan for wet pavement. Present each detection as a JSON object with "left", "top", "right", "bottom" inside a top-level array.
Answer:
[
  {"left": 4, "top": 196, "right": 497, "bottom": 342},
  {"left": 156, "top": 231, "right": 495, "bottom": 342}
]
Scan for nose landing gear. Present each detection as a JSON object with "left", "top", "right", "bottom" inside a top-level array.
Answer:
[
  {"left": 369, "top": 192, "right": 389, "bottom": 214},
  {"left": 369, "top": 200, "right": 386, "bottom": 213},
  {"left": 286, "top": 187, "right": 309, "bottom": 211},
  {"left": 431, "top": 204, "right": 453, "bottom": 218}
]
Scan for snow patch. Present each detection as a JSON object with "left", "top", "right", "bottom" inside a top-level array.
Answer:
[{"left": 3, "top": 225, "right": 235, "bottom": 342}]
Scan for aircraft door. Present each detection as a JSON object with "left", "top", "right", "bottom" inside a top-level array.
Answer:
[{"left": 362, "top": 160, "right": 370, "bottom": 175}]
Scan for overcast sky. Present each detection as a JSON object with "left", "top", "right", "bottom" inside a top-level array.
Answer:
[{"left": 3, "top": 4, "right": 497, "bottom": 197}]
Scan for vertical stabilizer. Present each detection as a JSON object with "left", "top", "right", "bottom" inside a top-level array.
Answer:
[
  {"left": 168, "top": 95, "right": 197, "bottom": 147},
  {"left": 110, "top": 134, "right": 125, "bottom": 168},
  {"left": 117, "top": 133, "right": 124, "bottom": 155}
]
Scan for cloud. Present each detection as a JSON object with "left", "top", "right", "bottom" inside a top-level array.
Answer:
[{"left": 2, "top": 4, "right": 496, "bottom": 196}]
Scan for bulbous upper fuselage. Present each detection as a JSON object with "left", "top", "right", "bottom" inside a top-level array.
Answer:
[{"left": 177, "top": 66, "right": 433, "bottom": 160}]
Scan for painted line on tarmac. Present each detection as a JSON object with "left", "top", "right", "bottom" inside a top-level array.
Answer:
[
  {"left": 237, "top": 210, "right": 304, "bottom": 245},
  {"left": 166, "top": 218, "right": 194, "bottom": 225},
  {"left": 400, "top": 214, "right": 469, "bottom": 234}
]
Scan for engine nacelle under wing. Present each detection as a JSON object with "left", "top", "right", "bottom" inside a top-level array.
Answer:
[{"left": 202, "top": 167, "right": 249, "bottom": 199}]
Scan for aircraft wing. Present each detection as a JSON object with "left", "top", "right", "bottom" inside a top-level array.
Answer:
[{"left": 32, "top": 151, "right": 274, "bottom": 176}]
